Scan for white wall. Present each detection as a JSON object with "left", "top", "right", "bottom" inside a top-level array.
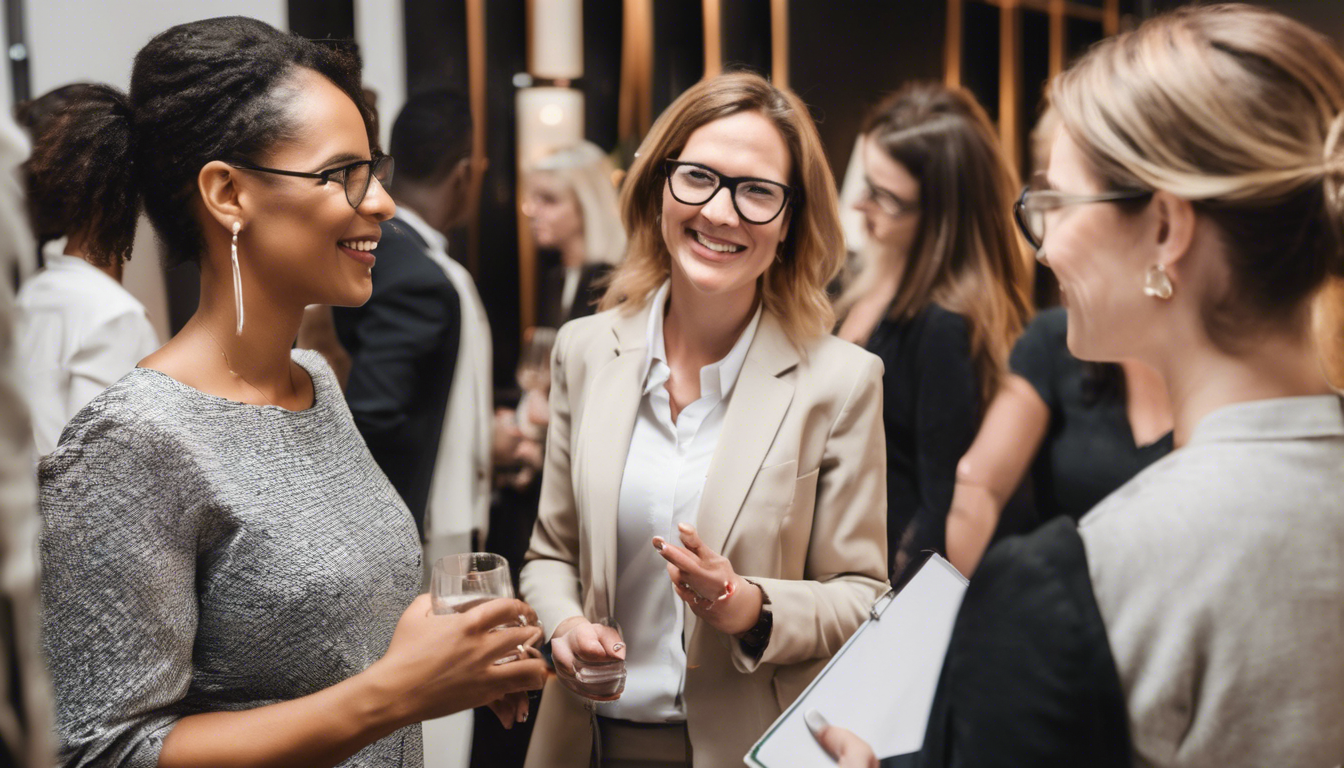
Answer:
[
  {"left": 26, "top": 0, "right": 286, "bottom": 96},
  {"left": 354, "top": 0, "right": 404, "bottom": 150}
]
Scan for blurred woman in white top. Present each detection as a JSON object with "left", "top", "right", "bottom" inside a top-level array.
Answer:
[{"left": 15, "top": 84, "right": 158, "bottom": 454}]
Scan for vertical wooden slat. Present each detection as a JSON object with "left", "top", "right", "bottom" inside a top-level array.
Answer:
[
  {"left": 1103, "top": 0, "right": 1119, "bottom": 36},
  {"left": 770, "top": 0, "right": 788, "bottom": 89},
  {"left": 999, "top": 1, "right": 1020, "bottom": 176},
  {"left": 619, "top": 0, "right": 654, "bottom": 143},
  {"left": 702, "top": 0, "right": 722, "bottom": 78},
  {"left": 465, "top": 0, "right": 487, "bottom": 278},
  {"left": 945, "top": 0, "right": 963, "bottom": 89},
  {"left": 1048, "top": 0, "right": 1064, "bottom": 79}
]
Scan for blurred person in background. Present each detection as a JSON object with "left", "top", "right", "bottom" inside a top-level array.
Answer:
[
  {"left": 835, "top": 83, "right": 1033, "bottom": 583},
  {"left": 39, "top": 18, "right": 545, "bottom": 767},
  {"left": 522, "top": 71, "right": 887, "bottom": 768},
  {"left": 328, "top": 88, "right": 470, "bottom": 536},
  {"left": 523, "top": 141, "right": 627, "bottom": 328},
  {"left": 820, "top": 5, "right": 1344, "bottom": 765},
  {"left": 944, "top": 106, "right": 1174, "bottom": 576},
  {"left": 14, "top": 84, "right": 160, "bottom": 456},
  {"left": 0, "top": 109, "right": 55, "bottom": 768}
]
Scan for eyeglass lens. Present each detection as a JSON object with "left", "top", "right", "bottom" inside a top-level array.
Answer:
[
  {"left": 344, "top": 156, "right": 395, "bottom": 208},
  {"left": 1018, "top": 200, "right": 1045, "bottom": 248},
  {"left": 667, "top": 164, "right": 786, "bottom": 224}
]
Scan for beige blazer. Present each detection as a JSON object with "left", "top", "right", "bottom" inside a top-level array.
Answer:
[{"left": 520, "top": 300, "right": 889, "bottom": 768}]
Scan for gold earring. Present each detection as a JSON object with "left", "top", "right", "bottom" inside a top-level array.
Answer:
[{"left": 1143, "top": 263, "right": 1173, "bottom": 300}]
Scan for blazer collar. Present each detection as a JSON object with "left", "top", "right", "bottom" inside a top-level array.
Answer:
[{"left": 610, "top": 291, "right": 801, "bottom": 375}]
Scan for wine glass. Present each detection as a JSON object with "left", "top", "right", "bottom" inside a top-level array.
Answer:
[{"left": 431, "top": 552, "right": 514, "bottom": 615}]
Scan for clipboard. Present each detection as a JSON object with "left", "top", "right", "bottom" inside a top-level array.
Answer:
[{"left": 744, "top": 554, "right": 968, "bottom": 767}]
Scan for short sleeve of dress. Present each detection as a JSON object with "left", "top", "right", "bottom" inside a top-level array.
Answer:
[
  {"left": 1009, "top": 307, "right": 1067, "bottom": 409},
  {"left": 40, "top": 406, "right": 203, "bottom": 768}
]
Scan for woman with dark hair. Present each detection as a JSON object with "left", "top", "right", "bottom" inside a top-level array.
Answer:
[
  {"left": 38, "top": 17, "right": 546, "bottom": 768},
  {"left": 836, "top": 83, "right": 1034, "bottom": 582},
  {"left": 15, "top": 83, "right": 160, "bottom": 455},
  {"left": 944, "top": 307, "right": 1174, "bottom": 574}
]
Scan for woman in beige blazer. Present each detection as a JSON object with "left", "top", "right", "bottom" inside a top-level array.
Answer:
[{"left": 520, "top": 72, "right": 889, "bottom": 768}]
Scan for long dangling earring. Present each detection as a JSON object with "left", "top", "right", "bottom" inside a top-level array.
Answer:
[
  {"left": 1143, "top": 263, "right": 1174, "bottom": 300},
  {"left": 231, "top": 221, "right": 245, "bottom": 334}
]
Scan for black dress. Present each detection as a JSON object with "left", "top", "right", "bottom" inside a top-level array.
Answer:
[
  {"left": 536, "top": 263, "right": 612, "bottom": 328},
  {"left": 1010, "top": 308, "right": 1172, "bottom": 521},
  {"left": 865, "top": 303, "right": 1033, "bottom": 583}
]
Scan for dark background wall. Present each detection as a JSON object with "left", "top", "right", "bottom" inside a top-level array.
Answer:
[{"left": 788, "top": 1, "right": 946, "bottom": 183}]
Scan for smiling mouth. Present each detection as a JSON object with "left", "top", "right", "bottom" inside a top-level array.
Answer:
[
  {"left": 339, "top": 238, "right": 379, "bottom": 252},
  {"left": 691, "top": 230, "right": 745, "bottom": 254}
]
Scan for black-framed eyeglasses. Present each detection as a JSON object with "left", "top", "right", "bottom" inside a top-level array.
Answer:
[
  {"left": 861, "top": 177, "right": 919, "bottom": 218},
  {"left": 663, "top": 159, "right": 797, "bottom": 225},
  {"left": 1013, "top": 177, "right": 1152, "bottom": 250},
  {"left": 227, "top": 154, "right": 395, "bottom": 209}
]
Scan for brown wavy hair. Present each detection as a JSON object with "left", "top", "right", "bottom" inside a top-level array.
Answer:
[
  {"left": 599, "top": 71, "right": 844, "bottom": 346},
  {"left": 840, "top": 83, "right": 1033, "bottom": 403}
]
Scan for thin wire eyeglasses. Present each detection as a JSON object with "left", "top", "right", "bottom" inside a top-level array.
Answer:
[
  {"left": 861, "top": 177, "right": 919, "bottom": 218},
  {"left": 227, "top": 154, "right": 395, "bottom": 209},
  {"left": 663, "top": 159, "right": 798, "bottom": 225},
  {"left": 1013, "top": 179, "right": 1152, "bottom": 250}
]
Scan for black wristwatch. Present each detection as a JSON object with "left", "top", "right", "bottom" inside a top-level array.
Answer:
[{"left": 737, "top": 581, "right": 773, "bottom": 658}]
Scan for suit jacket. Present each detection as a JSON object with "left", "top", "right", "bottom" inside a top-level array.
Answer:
[
  {"left": 520, "top": 299, "right": 890, "bottom": 768},
  {"left": 333, "top": 218, "right": 460, "bottom": 532},
  {"left": 537, "top": 263, "right": 612, "bottom": 328}
]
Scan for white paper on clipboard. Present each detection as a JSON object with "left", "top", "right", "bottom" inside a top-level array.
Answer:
[{"left": 744, "top": 554, "right": 968, "bottom": 767}]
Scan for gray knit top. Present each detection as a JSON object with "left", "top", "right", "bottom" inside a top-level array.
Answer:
[{"left": 39, "top": 349, "right": 423, "bottom": 768}]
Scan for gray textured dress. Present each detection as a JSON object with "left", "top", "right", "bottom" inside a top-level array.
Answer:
[{"left": 39, "top": 349, "right": 423, "bottom": 768}]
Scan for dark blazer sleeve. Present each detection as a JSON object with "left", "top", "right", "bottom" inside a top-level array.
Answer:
[
  {"left": 339, "top": 232, "right": 461, "bottom": 524},
  {"left": 906, "top": 308, "right": 980, "bottom": 560},
  {"left": 890, "top": 517, "right": 1131, "bottom": 768}
]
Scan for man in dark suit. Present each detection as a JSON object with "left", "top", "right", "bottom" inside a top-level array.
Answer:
[{"left": 333, "top": 89, "right": 477, "bottom": 533}]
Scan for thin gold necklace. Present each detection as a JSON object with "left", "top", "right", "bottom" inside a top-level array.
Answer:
[{"left": 195, "top": 319, "right": 294, "bottom": 408}]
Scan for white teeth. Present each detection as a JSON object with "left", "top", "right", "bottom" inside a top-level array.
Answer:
[
  {"left": 341, "top": 240, "right": 378, "bottom": 251},
  {"left": 694, "top": 231, "right": 744, "bottom": 253}
]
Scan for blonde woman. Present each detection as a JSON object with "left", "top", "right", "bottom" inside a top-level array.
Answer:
[
  {"left": 520, "top": 72, "right": 888, "bottom": 768},
  {"left": 523, "top": 141, "right": 627, "bottom": 327},
  {"left": 820, "top": 5, "right": 1344, "bottom": 766},
  {"left": 836, "top": 83, "right": 1033, "bottom": 582}
]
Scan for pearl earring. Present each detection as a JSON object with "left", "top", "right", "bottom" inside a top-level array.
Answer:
[
  {"left": 231, "top": 221, "right": 245, "bottom": 334},
  {"left": 1143, "top": 263, "right": 1173, "bottom": 300}
]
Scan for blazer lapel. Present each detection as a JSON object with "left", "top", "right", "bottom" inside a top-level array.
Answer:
[
  {"left": 695, "top": 311, "right": 800, "bottom": 559},
  {"left": 578, "top": 305, "right": 650, "bottom": 619}
]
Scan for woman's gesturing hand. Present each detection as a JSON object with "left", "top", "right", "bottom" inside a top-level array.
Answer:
[
  {"left": 370, "top": 594, "right": 548, "bottom": 728},
  {"left": 549, "top": 616, "right": 626, "bottom": 701},
  {"left": 653, "top": 522, "right": 764, "bottom": 637}
]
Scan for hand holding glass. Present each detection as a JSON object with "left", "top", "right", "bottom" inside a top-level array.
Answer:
[{"left": 550, "top": 617, "right": 626, "bottom": 701}]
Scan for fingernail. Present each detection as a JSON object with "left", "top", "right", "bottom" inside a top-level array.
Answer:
[
  {"left": 612, "top": 642, "right": 625, "bottom": 652},
  {"left": 520, "top": 707, "right": 529, "bottom": 723},
  {"left": 519, "top": 614, "right": 528, "bottom": 627},
  {"left": 805, "top": 708, "right": 830, "bottom": 735},
  {"left": 677, "top": 522, "right": 694, "bottom": 534},
  {"left": 652, "top": 537, "right": 665, "bottom": 551}
]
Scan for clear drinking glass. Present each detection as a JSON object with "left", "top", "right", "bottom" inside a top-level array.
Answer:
[
  {"left": 558, "top": 617, "right": 626, "bottom": 700},
  {"left": 431, "top": 552, "right": 515, "bottom": 615}
]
